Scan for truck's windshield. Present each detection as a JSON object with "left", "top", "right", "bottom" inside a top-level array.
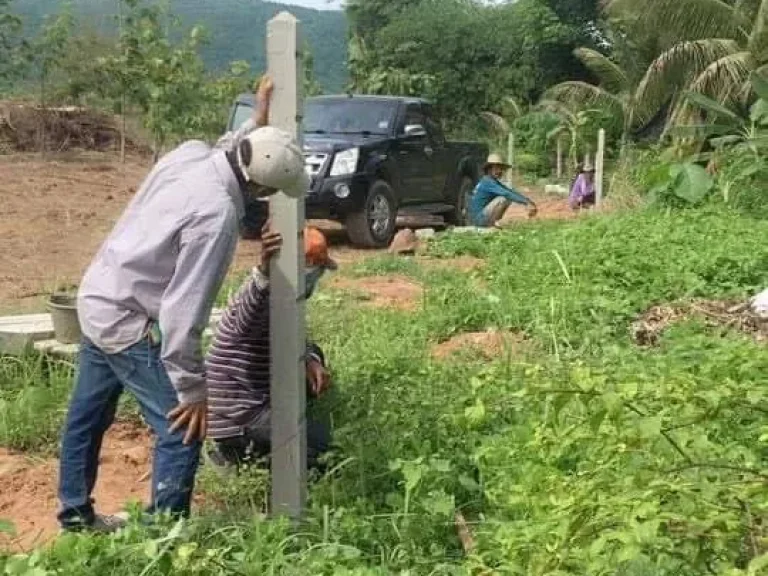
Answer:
[
  {"left": 230, "top": 103, "right": 252, "bottom": 132},
  {"left": 304, "top": 99, "right": 397, "bottom": 136}
]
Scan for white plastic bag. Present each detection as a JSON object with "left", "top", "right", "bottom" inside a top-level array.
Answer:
[{"left": 751, "top": 288, "right": 768, "bottom": 317}]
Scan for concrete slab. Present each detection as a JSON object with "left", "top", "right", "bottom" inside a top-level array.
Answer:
[
  {"left": 0, "top": 309, "right": 223, "bottom": 358},
  {"left": 0, "top": 314, "right": 55, "bottom": 355}
]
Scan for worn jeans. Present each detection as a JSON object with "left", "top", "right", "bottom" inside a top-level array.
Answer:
[
  {"left": 57, "top": 337, "right": 201, "bottom": 529},
  {"left": 482, "top": 196, "right": 511, "bottom": 226}
]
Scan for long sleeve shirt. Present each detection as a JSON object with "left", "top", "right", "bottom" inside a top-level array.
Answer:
[
  {"left": 568, "top": 173, "right": 594, "bottom": 208},
  {"left": 468, "top": 175, "right": 533, "bottom": 226},
  {"left": 77, "top": 118, "right": 258, "bottom": 405},
  {"left": 205, "top": 269, "right": 323, "bottom": 440}
]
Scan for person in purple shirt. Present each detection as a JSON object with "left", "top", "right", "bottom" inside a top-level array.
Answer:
[{"left": 568, "top": 162, "right": 596, "bottom": 210}]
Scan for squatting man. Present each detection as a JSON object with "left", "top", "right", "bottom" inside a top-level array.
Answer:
[
  {"left": 205, "top": 221, "right": 337, "bottom": 472},
  {"left": 56, "top": 75, "right": 309, "bottom": 532}
]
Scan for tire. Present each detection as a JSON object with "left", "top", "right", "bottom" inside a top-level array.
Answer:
[
  {"left": 345, "top": 180, "right": 397, "bottom": 248},
  {"left": 446, "top": 176, "right": 475, "bottom": 226}
]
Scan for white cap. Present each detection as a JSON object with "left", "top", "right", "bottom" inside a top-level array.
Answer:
[{"left": 237, "top": 126, "right": 309, "bottom": 195}]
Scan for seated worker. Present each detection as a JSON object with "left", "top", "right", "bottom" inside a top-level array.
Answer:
[
  {"left": 568, "top": 162, "right": 596, "bottom": 210},
  {"left": 468, "top": 153, "right": 537, "bottom": 228},
  {"left": 205, "top": 222, "right": 337, "bottom": 471}
]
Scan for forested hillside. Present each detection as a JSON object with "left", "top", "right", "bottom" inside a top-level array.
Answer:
[{"left": 13, "top": 0, "right": 348, "bottom": 91}]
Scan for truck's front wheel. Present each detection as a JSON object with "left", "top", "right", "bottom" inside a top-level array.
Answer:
[{"left": 345, "top": 180, "right": 397, "bottom": 248}]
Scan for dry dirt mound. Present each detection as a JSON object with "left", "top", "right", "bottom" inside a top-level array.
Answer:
[
  {"left": 0, "top": 102, "right": 148, "bottom": 155},
  {"left": 432, "top": 329, "right": 527, "bottom": 360},
  {"left": 330, "top": 276, "right": 423, "bottom": 311},
  {"left": 631, "top": 299, "right": 767, "bottom": 346},
  {"left": 0, "top": 421, "right": 152, "bottom": 552}
]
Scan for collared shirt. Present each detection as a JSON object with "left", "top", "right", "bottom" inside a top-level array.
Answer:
[
  {"left": 568, "top": 173, "right": 594, "bottom": 208},
  {"left": 205, "top": 268, "right": 323, "bottom": 440},
  {"left": 77, "top": 119, "right": 257, "bottom": 405},
  {"left": 468, "top": 175, "right": 533, "bottom": 226}
]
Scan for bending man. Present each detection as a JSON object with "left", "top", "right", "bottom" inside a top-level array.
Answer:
[{"left": 57, "top": 77, "right": 309, "bottom": 532}]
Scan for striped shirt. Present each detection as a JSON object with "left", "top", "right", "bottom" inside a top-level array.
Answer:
[{"left": 206, "top": 268, "right": 323, "bottom": 440}]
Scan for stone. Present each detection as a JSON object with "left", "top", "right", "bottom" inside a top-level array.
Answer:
[
  {"left": 389, "top": 229, "right": 419, "bottom": 254},
  {"left": 415, "top": 228, "right": 436, "bottom": 240}
]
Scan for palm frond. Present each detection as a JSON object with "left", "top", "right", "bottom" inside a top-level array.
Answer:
[
  {"left": 543, "top": 81, "right": 625, "bottom": 116},
  {"left": 573, "top": 47, "right": 628, "bottom": 93},
  {"left": 682, "top": 91, "right": 743, "bottom": 120},
  {"left": 502, "top": 97, "right": 523, "bottom": 120},
  {"left": 687, "top": 50, "right": 755, "bottom": 103},
  {"left": 633, "top": 38, "right": 740, "bottom": 126},
  {"left": 479, "top": 111, "right": 510, "bottom": 136},
  {"left": 604, "top": 0, "right": 746, "bottom": 42},
  {"left": 748, "top": 0, "right": 768, "bottom": 54}
]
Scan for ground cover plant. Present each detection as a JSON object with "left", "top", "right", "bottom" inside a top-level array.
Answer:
[{"left": 0, "top": 206, "right": 766, "bottom": 574}]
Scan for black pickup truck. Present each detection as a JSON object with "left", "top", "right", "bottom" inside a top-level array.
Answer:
[{"left": 227, "top": 94, "right": 488, "bottom": 247}]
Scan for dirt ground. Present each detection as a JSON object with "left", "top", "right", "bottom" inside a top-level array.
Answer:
[
  {"left": 0, "top": 151, "right": 574, "bottom": 313},
  {"left": 0, "top": 421, "right": 152, "bottom": 551},
  {"left": 0, "top": 150, "right": 578, "bottom": 551}
]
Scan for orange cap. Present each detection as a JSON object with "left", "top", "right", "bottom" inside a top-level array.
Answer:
[{"left": 304, "top": 226, "right": 337, "bottom": 270}]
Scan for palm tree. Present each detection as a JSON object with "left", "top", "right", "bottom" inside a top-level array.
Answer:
[
  {"left": 605, "top": 0, "right": 768, "bottom": 135},
  {"left": 542, "top": 47, "right": 637, "bottom": 146}
]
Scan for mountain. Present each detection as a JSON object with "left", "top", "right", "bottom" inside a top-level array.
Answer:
[{"left": 12, "top": 0, "right": 349, "bottom": 92}]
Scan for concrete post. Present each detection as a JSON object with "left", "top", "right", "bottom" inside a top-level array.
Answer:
[
  {"left": 267, "top": 11, "right": 306, "bottom": 519},
  {"left": 595, "top": 128, "right": 605, "bottom": 209}
]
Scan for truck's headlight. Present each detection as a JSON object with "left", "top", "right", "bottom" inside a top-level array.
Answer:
[{"left": 329, "top": 147, "right": 359, "bottom": 177}]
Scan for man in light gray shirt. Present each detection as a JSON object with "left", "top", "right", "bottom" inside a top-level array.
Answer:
[{"left": 57, "top": 77, "right": 309, "bottom": 532}]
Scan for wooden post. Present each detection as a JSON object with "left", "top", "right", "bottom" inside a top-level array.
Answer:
[
  {"left": 556, "top": 137, "right": 563, "bottom": 179},
  {"left": 507, "top": 132, "right": 515, "bottom": 184},
  {"left": 595, "top": 128, "right": 605, "bottom": 209},
  {"left": 267, "top": 11, "right": 306, "bottom": 519}
]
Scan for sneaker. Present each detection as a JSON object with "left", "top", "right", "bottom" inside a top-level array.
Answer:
[
  {"left": 90, "top": 512, "right": 129, "bottom": 534},
  {"left": 203, "top": 444, "right": 237, "bottom": 476}
]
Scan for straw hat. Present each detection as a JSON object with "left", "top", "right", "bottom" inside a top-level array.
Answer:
[{"left": 484, "top": 153, "right": 511, "bottom": 170}]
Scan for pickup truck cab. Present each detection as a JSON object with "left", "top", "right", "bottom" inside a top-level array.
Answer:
[{"left": 228, "top": 94, "right": 488, "bottom": 247}]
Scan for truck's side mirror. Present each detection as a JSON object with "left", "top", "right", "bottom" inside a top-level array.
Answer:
[{"left": 403, "top": 124, "right": 427, "bottom": 138}]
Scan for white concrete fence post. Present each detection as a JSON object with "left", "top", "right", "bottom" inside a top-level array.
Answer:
[
  {"left": 595, "top": 128, "right": 605, "bottom": 209},
  {"left": 267, "top": 11, "right": 307, "bottom": 519}
]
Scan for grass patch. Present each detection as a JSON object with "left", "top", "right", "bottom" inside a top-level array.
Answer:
[{"left": 2, "top": 206, "right": 767, "bottom": 574}]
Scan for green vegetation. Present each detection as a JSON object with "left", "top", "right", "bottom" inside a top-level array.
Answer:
[{"left": 2, "top": 208, "right": 767, "bottom": 573}]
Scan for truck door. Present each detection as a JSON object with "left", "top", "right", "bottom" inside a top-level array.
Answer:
[
  {"left": 393, "top": 103, "right": 435, "bottom": 204},
  {"left": 422, "top": 105, "right": 450, "bottom": 203}
]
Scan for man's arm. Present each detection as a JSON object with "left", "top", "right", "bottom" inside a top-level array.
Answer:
[
  {"left": 214, "top": 76, "right": 273, "bottom": 151},
  {"left": 221, "top": 269, "right": 270, "bottom": 335},
  {"left": 485, "top": 178, "right": 534, "bottom": 205},
  {"left": 159, "top": 210, "right": 238, "bottom": 406}
]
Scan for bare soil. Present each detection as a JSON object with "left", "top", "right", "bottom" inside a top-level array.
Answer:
[
  {"left": 431, "top": 329, "right": 528, "bottom": 360},
  {"left": 0, "top": 421, "right": 152, "bottom": 552},
  {"left": 329, "top": 275, "right": 424, "bottom": 311}
]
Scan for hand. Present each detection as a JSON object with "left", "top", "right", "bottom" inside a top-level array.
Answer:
[
  {"left": 527, "top": 204, "right": 538, "bottom": 218},
  {"left": 254, "top": 75, "right": 274, "bottom": 126},
  {"left": 258, "top": 219, "right": 282, "bottom": 274},
  {"left": 167, "top": 401, "right": 207, "bottom": 445},
  {"left": 255, "top": 75, "right": 274, "bottom": 102},
  {"left": 306, "top": 358, "right": 331, "bottom": 397}
]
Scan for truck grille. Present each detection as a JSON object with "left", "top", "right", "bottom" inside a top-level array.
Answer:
[{"left": 304, "top": 152, "right": 328, "bottom": 179}]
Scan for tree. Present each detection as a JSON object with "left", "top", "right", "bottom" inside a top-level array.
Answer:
[
  {"left": 605, "top": 0, "right": 768, "bottom": 135},
  {"left": 0, "top": 0, "right": 27, "bottom": 86}
]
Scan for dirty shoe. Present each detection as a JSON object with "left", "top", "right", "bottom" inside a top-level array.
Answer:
[{"left": 91, "top": 512, "right": 129, "bottom": 533}]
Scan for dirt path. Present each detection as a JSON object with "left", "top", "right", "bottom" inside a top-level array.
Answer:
[{"left": 0, "top": 421, "right": 152, "bottom": 552}]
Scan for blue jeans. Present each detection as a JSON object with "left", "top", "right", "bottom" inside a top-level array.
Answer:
[{"left": 57, "top": 337, "right": 201, "bottom": 529}]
